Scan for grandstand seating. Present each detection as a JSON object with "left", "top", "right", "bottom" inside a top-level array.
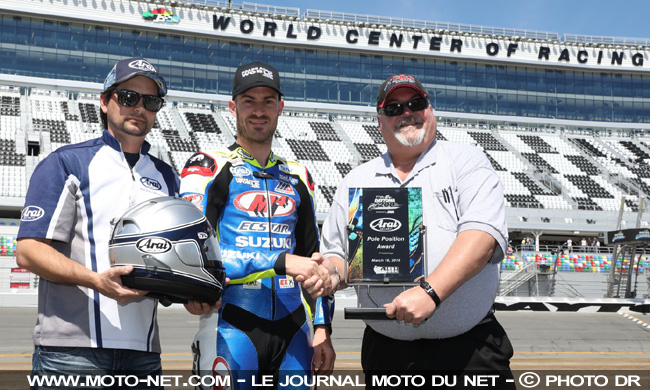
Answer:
[
  {"left": 508, "top": 252, "right": 650, "bottom": 275},
  {"left": 0, "top": 234, "right": 16, "bottom": 257},
  {"left": 3, "top": 84, "right": 650, "bottom": 217}
]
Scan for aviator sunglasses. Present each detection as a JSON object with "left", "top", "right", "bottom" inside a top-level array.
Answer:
[
  {"left": 112, "top": 89, "right": 165, "bottom": 112},
  {"left": 378, "top": 97, "right": 429, "bottom": 117}
]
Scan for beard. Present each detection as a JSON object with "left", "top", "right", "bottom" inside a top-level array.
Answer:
[
  {"left": 393, "top": 116, "right": 426, "bottom": 147},
  {"left": 108, "top": 114, "right": 151, "bottom": 138},
  {"left": 236, "top": 110, "right": 278, "bottom": 146}
]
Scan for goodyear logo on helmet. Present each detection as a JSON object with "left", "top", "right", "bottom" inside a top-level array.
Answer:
[
  {"left": 140, "top": 177, "right": 162, "bottom": 191},
  {"left": 136, "top": 237, "right": 172, "bottom": 254},
  {"left": 21, "top": 205, "right": 45, "bottom": 221}
]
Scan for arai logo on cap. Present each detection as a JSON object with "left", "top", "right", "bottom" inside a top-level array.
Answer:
[
  {"left": 136, "top": 237, "right": 172, "bottom": 253},
  {"left": 129, "top": 59, "right": 157, "bottom": 73}
]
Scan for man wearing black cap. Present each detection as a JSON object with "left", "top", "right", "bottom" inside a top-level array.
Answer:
[
  {"left": 319, "top": 74, "right": 514, "bottom": 388},
  {"left": 16, "top": 57, "right": 180, "bottom": 385},
  {"left": 180, "top": 61, "right": 335, "bottom": 389}
]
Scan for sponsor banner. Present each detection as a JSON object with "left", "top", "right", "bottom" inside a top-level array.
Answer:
[
  {"left": 606, "top": 228, "right": 650, "bottom": 244},
  {"left": 347, "top": 187, "right": 425, "bottom": 283},
  {"left": 234, "top": 191, "right": 296, "bottom": 218}
]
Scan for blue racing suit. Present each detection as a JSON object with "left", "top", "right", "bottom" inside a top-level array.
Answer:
[{"left": 180, "top": 143, "right": 334, "bottom": 389}]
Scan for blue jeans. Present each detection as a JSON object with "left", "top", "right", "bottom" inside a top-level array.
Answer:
[{"left": 31, "top": 346, "right": 162, "bottom": 389}]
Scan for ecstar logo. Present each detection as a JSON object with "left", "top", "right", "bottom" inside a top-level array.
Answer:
[
  {"left": 136, "top": 237, "right": 172, "bottom": 253},
  {"left": 369, "top": 218, "right": 401, "bottom": 232}
]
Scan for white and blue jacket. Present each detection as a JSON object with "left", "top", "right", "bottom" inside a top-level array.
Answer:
[{"left": 18, "top": 130, "right": 179, "bottom": 353}]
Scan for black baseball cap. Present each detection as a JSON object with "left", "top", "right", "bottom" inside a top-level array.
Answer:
[
  {"left": 376, "top": 74, "right": 428, "bottom": 109},
  {"left": 102, "top": 57, "right": 167, "bottom": 97},
  {"left": 232, "top": 62, "right": 283, "bottom": 98}
]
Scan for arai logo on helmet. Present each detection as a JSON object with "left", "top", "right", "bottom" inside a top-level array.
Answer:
[
  {"left": 140, "top": 177, "right": 162, "bottom": 191},
  {"left": 369, "top": 218, "right": 401, "bottom": 232},
  {"left": 129, "top": 60, "right": 156, "bottom": 72},
  {"left": 21, "top": 206, "right": 45, "bottom": 221},
  {"left": 136, "top": 237, "right": 172, "bottom": 253}
]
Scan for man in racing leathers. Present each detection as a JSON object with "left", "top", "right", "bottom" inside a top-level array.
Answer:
[{"left": 180, "top": 62, "right": 335, "bottom": 389}]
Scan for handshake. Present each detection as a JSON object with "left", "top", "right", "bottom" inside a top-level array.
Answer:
[{"left": 285, "top": 253, "right": 344, "bottom": 298}]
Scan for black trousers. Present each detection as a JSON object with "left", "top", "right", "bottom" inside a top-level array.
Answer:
[{"left": 361, "top": 314, "right": 515, "bottom": 389}]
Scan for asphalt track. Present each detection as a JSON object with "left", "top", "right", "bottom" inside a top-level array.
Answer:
[{"left": 1, "top": 303, "right": 650, "bottom": 372}]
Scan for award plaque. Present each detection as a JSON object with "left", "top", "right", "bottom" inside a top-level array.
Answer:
[{"left": 346, "top": 187, "right": 426, "bottom": 284}]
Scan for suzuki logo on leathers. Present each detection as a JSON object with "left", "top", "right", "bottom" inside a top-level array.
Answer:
[{"left": 234, "top": 191, "right": 296, "bottom": 217}]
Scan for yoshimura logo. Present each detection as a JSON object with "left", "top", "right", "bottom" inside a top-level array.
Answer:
[
  {"left": 21, "top": 205, "right": 45, "bottom": 221},
  {"left": 136, "top": 237, "right": 172, "bottom": 253},
  {"left": 369, "top": 218, "right": 402, "bottom": 232}
]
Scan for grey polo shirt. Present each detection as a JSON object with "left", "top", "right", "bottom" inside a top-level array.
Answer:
[{"left": 321, "top": 139, "right": 508, "bottom": 340}]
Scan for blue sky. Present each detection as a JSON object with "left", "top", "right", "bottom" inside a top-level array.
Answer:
[{"left": 244, "top": 0, "right": 648, "bottom": 39}]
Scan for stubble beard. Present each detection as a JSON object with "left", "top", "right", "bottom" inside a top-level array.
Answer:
[
  {"left": 108, "top": 114, "right": 151, "bottom": 139},
  {"left": 236, "top": 111, "right": 277, "bottom": 146}
]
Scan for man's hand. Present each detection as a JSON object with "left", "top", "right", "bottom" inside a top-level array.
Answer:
[
  {"left": 384, "top": 285, "right": 436, "bottom": 325},
  {"left": 95, "top": 265, "right": 148, "bottom": 304},
  {"left": 184, "top": 300, "right": 221, "bottom": 315},
  {"left": 312, "top": 326, "right": 335, "bottom": 375},
  {"left": 286, "top": 253, "right": 331, "bottom": 298},
  {"left": 184, "top": 277, "right": 229, "bottom": 315},
  {"left": 302, "top": 256, "right": 343, "bottom": 297}
]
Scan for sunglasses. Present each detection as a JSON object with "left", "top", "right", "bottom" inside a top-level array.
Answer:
[
  {"left": 113, "top": 89, "right": 165, "bottom": 112},
  {"left": 378, "top": 97, "right": 429, "bottom": 117}
]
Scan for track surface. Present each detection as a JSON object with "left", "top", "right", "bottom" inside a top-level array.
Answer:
[{"left": 2, "top": 306, "right": 650, "bottom": 371}]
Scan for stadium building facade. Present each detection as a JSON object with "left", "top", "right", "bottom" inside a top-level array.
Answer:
[{"left": 1, "top": 0, "right": 650, "bottom": 244}]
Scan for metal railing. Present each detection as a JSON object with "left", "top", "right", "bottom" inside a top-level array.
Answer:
[
  {"left": 303, "top": 9, "right": 559, "bottom": 40},
  {"left": 499, "top": 260, "right": 537, "bottom": 296},
  {"left": 158, "top": 1, "right": 647, "bottom": 46}
]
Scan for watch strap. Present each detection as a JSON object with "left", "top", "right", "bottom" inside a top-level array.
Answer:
[{"left": 419, "top": 280, "right": 441, "bottom": 306}]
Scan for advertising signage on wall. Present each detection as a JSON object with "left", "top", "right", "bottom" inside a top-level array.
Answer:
[
  {"left": 211, "top": 14, "right": 647, "bottom": 69},
  {"left": 142, "top": 8, "right": 180, "bottom": 23}
]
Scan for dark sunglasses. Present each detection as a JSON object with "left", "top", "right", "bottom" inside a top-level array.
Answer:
[
  {"left": 113, "top": 89, "right": 165, "bottom": 112},
  {"left": 378, "top": 97, "right": 429, "bottom": 117}
]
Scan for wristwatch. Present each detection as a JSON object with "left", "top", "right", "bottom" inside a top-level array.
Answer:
[{"left": 419, "top": 280, "right": 441, "bottom": 306}]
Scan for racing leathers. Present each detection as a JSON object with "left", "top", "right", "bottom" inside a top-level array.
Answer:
[{"left": 180, "top": 143, "right": 334, "bottom": 388}]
